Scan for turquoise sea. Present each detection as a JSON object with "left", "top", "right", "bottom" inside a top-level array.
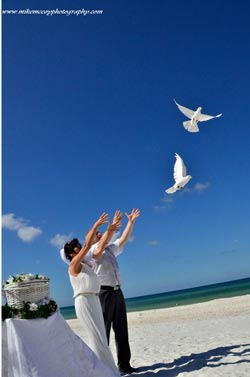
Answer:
[{"left": 60, "top": 277, "right": 250, "bottom": 320}]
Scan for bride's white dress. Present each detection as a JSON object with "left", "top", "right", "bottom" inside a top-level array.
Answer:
[{"left": 69, "top": 263, "right": 119, "bottom": 375}]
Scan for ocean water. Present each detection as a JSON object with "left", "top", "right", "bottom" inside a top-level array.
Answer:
[{"left": 60, "top": 277, "right": 250, "bottom": 320}]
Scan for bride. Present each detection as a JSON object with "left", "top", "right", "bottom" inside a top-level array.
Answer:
[{"left": 63, "top": 212, "right": 121, "bottom": 375}]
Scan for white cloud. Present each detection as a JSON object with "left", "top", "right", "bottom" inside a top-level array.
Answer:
[
  {"left": 162, "top": 196, "right": 174, "bottom": 204},
  {"left": 2, "top": 213, "right": 26, "bottom": 230},
  {"left": 193, "top": 182, "right": 210, "bottom": 192},
  {"left": 221, "top": 249, "right": 236, "bottom": 255},
  {"left": 183, "top": 182, "right": 210, "bottom": 193},
  {"left": 152, "top": 195, "right": 174, "bottom": 212},
  {"left": 17, "top": 226, "right": 42, "bottom": 242},
  {"left": 50, "top": 233, "right": 73, "bottom": 249},
  {"left": 152, "top": 205, "right": 166, "bottom": 212},
  {"left": 148, "top": 240, "right": 159, "bottom": 246},
  {"left": 2, "top": 213, "right": 42, "bottom": 242}
]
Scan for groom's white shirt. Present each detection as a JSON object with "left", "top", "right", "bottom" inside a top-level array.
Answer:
[{"left": 86, "top": 236, "right": 123, "bottom": 286}]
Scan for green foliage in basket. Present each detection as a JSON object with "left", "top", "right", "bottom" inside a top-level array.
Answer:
[{"left": 2, "top": 300, "right": 57, "bottom": 321}]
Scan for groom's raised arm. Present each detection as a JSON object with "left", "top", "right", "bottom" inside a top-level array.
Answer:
[{"left": 118, "top": 208, "right": 140, "bottom": 249}]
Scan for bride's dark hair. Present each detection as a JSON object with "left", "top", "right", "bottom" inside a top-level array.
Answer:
[{"left": 64, "top": 238, "right": 81, "bottom": 261}]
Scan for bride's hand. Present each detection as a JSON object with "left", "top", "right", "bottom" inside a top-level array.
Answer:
[{"left": 95, "top": 213, "right": 109, "bottom": 227}]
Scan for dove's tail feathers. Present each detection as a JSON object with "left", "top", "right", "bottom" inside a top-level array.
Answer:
[
  {"left": 165, "top": 186, "right": 177, "bottom": 194},
  {"left": 183, "top": 120, "right": 199, "bottom": 133}
]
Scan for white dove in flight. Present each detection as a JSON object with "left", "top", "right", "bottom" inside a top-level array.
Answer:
[
  {"left": 165, "top": 153, "right": 192, "bottom": 194},
  {"left": 174, "top": 99, "right": 222, "bottom": 132}
]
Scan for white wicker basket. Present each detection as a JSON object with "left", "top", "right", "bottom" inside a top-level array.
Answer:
[{"left": 3, "top": 279, "right": 50, "bottom": 309}]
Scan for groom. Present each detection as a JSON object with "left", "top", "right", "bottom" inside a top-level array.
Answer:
[{"left": 86, "top": 208, "right": 140, "bottom": 375}]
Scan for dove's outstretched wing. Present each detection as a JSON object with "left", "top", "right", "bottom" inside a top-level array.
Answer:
[
  {"left": 173, "top": 99, "right": 194, "bottom": 119},
  {"left": 174, "top": 153, "right": 186, "bottom": 182},
  {"left": 165, "top": 186, "right": 177, "bottom": 194},
  {"left": 199, "top": 113, "right": 222, "bottom": 122}
]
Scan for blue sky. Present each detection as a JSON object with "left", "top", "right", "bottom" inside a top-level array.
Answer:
[{"left": 2, "top": 0, "right": 250, "bottom": 307}]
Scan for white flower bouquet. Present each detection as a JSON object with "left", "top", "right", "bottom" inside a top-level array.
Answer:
[{"left": 4, "top": 273, "right": 49, "bottom": 286}]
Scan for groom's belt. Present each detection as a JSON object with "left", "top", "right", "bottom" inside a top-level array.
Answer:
[{"left": 100, "top": 285, "right": 120, "bottom": 291}]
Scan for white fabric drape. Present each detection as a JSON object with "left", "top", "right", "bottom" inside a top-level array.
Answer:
[{"left": 2, "top": 311, "right": 118, "bottom": 377}]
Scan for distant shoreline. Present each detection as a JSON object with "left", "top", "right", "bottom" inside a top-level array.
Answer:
[
  {"left": 60, "top": 277, "right": 250, "bottom": 320},
  {"left": 126, "top": 276, "right": 250, "bottom": 300}
]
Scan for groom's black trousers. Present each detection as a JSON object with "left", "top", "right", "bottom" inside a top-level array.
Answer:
[{"left": 99, "top": 286, "right": 131, "bottom": 369}]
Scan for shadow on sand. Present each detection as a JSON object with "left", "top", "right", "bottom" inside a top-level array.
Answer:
[{"left": 132, "top": 343, "right": 250, "bottom": 376}]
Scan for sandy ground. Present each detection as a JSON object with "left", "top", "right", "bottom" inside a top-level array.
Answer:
[{"left": 67, "top": 295, "right": 250, "bottom": 376}]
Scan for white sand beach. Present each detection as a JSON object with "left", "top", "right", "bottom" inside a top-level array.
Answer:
[{"left": 67, "top": 295, "right": 250, "bottom": 376}]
